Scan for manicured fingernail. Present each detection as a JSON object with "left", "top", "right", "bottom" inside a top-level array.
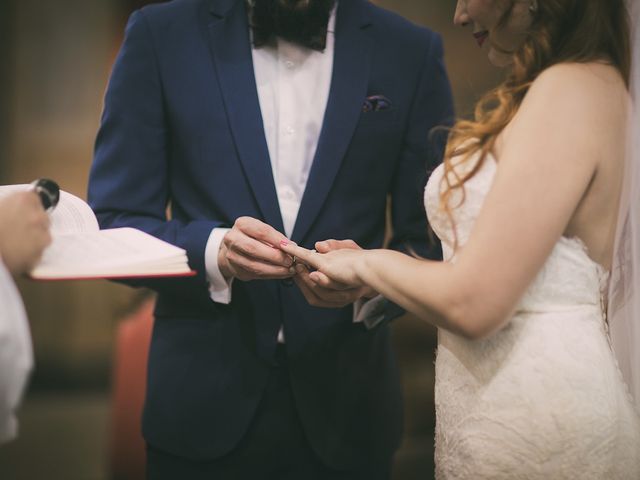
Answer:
[
  {"left": 316, "top": 241, "right": 327, "bottom": 248},
  {"left": 295, "top": 264, "right": 305, "bottom": 273},
  {"left": 280, "top": 240, "right": 289, "bottom": 246}
]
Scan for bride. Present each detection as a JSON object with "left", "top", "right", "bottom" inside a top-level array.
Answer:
[{"left": 281, "top": 0, "right": 640, "bottom": 477}]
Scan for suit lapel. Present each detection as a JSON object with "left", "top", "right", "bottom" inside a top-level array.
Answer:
[
  {"left": 206, "top": 0, "right": 285, "bottom": 233},
  {"left": 291, "top": 0, "right": 373, "bottom": 243}
]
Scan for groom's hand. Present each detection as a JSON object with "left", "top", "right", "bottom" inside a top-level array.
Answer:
[
  {"left": 293, "top": 239, "right": 376, "bottom": 308},
  {"left": 218, "top": 217, "right": 295, "bottom": 281}
]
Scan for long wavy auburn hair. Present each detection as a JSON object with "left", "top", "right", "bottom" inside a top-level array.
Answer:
[{"left": 441, "top": 0, "right": 631, "bottom": 249}]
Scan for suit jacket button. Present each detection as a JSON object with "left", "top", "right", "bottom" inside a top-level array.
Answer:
[{"left": 281, "top": 278, "right": 294, "bottom": 287}]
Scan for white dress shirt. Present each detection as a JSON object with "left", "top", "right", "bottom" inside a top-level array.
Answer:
[
  {"left": 202, "top": 7, "right": 385, "bottom": 334},
  {"left": 205, "top": 9, "right": 336, "bottom": 303},
  {"left": 0, "top": 258, "right": 34, "bottom": 444}
]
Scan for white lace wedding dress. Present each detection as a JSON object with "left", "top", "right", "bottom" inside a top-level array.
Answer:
[{"left": 424, "top": 154, "right": 640, "bottom": 479}]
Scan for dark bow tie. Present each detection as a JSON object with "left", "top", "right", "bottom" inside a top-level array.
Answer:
[
  {"left": 251, "top": 25, "right": 329, "bottom": 51},
  {"left": 250, "top": 0, "right": 335, "bottom": 52}
]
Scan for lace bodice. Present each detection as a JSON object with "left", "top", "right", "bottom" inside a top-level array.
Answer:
[
  {"left": 424, "top": 153, "right": 640, "bottom": 479},
  {"left": 424, "top": 154, "right": 607, "bottom": 313}
]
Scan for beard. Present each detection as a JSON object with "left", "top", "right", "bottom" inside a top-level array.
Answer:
[{"left": 251, "top": 0, "right": 337, "bottom": 51}]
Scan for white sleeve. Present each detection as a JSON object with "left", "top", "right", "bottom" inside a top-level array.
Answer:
[
  {"left": 353, "top": 294, "right": 388, "bottom": 330},
  {"left": 0, "top": 259, "right": 33, "bottom": 445},
  {"left": 204, "top": 228, "right": 234, "bottom": 304}
]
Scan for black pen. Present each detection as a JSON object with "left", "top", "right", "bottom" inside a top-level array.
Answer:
[{"left": 30, "top": 178, "right": 60, "bottom": 213}]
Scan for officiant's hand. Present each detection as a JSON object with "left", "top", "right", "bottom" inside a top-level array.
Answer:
[
  {"left": 218, "top": 216, "right": 295, "bottom": 281},
  {"left": 289, "top": 239, "right": 376, "bottom": 308},
  {"left": 0, "top": 192, "right": 52, "bottom": 275}
]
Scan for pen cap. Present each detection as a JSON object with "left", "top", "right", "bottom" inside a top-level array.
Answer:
[{"left": 30, "top": 178, "right": 60, "bottom": 212}]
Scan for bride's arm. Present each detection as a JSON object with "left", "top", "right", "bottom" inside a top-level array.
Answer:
[{"left": 283, "top": 63, "right": 625, "bottom": 339}]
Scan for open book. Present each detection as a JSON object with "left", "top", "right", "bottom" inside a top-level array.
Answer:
[{"left": 0, "top": 185, "right": 195, "bottom": 280}]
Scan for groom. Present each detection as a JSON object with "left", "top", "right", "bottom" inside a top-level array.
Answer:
[{"left": 88, "top": 0, "right": 453, "bottom": 478}]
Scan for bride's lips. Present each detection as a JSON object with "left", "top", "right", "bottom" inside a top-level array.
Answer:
[{"left": 473, "top": 30, "right": 489, "bottom": 47}]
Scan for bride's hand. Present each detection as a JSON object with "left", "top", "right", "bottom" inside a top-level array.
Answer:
[{"left": 279, "top": 239, "right": 368, "bottom": 289}]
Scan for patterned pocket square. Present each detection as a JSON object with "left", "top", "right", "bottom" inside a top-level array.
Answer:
[{"left": 362, "top": 94, "right": 392, "bottom": 113}]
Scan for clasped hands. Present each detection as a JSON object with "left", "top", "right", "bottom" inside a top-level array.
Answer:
[{"left": 218, "top": 217, "right": 374, "bottom": 308}]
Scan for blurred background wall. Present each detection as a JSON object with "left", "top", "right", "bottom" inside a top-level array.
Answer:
[{"left": 0, "top": 1, "right": 502, "bottom": 479}]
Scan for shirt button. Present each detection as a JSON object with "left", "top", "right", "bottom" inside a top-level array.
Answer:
[
  {"left": 281, "top": 188, "right": 295, "bottom": 200},
  {"left": 285, "top": 125, "right": 295, "bottom": 135},
  {"left": 284, "top": 60, "right": 295, "bottom": 69}
]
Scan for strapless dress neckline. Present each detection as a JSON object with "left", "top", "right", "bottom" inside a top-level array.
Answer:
[{"left": 424, "top": 152, "right": 640, "bottom": 479}]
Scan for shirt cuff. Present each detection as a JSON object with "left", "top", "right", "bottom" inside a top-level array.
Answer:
[
  {"left": 205, "top": 228, "right": 233, "bottom": 304},
  {"left": 0, "top": 412, "right": 17, "bottom": 446},
  {"left": 353, "top": 294, "right": 388, "bottom": 330}
]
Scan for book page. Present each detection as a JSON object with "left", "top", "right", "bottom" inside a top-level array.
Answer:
[
  {"left": 49, "top": 190, "right": 99, "bottom": 234},
  {"left": 31, "top": 227, "right": 192, "bottom": 279},
  {"left": 0, "top": 184, "right": 98, "bottom": 234}
]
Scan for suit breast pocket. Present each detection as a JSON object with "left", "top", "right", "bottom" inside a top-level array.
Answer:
[{"left": 355, "top": 109, "right": 400, "bottom": 133}]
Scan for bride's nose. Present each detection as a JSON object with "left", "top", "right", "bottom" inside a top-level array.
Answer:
[{"left": 454, "top": 1, "right": 471, "bottom": 26}]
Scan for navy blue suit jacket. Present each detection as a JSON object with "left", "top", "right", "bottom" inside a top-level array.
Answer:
[{"left": 88, "top": 0, "right": 453, "bottom": 469}]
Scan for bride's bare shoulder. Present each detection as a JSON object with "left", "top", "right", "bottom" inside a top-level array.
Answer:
[
  {"left": 509, "top": 62, "right": 629, "bottom": 147},
  {"left": 525, "top": 62, "right": 628, "bottom": 114},
  {"left": 498, "top": 61, "right": 629, "bottom": 166}
]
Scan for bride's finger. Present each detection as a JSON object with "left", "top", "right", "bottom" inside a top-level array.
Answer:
[{"left": 279, "top": 240, "right": 321, "bottom": 269}]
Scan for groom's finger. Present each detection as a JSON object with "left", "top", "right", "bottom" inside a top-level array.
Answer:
[
  {"left": 308, "top": 270, "right": 353, "bottom": 291},
  {"left": 293, "top": 270, "right": 348, "bottom": 308},
  {"left": 231, "top": 233, "right": 293, "bottom": 267},
  {"left": 315, "top": 239, "right": 360, "bottom": 253},
  {"left": 308, "top": 271, "right": 334, "bottom": 288},
  {"left": 296, "top": 265, "right": 360, "bottom": 300},
  {"left": 295, "top": 263, "right": 345, "bottom": 290},
  {"left": 228, "top": 217, "right": 292, "bottom": 267},
  {"left": 225, "top": 248, "right": 295, "bottom": 279},
  {"left": 236, "top": 216, "right": 287, "bottom": 248}
]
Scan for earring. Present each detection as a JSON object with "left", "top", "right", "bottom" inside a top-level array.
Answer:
[{"left": 529, "top": 0, "right": 538, "bottom": 13}]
